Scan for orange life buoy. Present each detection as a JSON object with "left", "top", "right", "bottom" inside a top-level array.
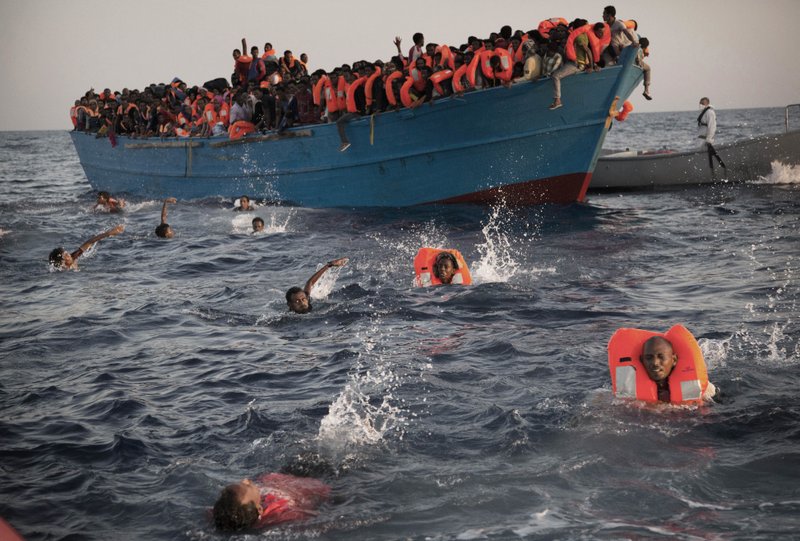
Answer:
[
  {"left": 414, "top": 248, "right": 472, "bottom": 287},
  {"left": 607, "top": 325, "right": 710, "bottom": 405},
  {"left": 614, "top": 100, "right": 633, "bottom": 121}
]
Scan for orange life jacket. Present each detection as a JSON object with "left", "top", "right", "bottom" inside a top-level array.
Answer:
[
  {"left": 219, "top": 102, "right": 230, "bottom": 127},
  {"left": 409, "top": 66, "right": 426, "bottom": 92},
  {"left": 622, "top": 19, "right": 638, "bottom": 31},
  {"left": 203, "top": 103, "right": 219, "bottom": 126},
  {"left": 452, "top": 63, "right": 470, "bottom": 93},
  {"left": 466, "top": 52, "right": 482, "bottom": 88},
  {"left": 436, "top": 45, "right": 456, "bottom": 70},
  {"left": 384, "top": 71, "right": 404, "bottom": 106},
  {"left": 413, "top": 248, "right": 472, "bottom": 287},
  {"left": 262, "top": 48, "right": 277, "bottom": 58},
  {"left": 336, "top": 77, "right": 347, "bottom": 111},
  {"left": 175, "top": 125, "right": 191, "bottom": 137},
  {"left": 364, "top": 67, "right": 383, "bottom": 107},
  {"left": 537, "top": 17, "right": 568, "bottom": 39},
  {"left": 429, "top": 69, "right": 453, "bottom": 96},
  {"left": 493, "top": 48, "right": 514, "bottom": 82},
  {"left": 70, "top": 106, "right": 78, "bottom": 127},
  {"left": 346, "top": 76, "right": 367, "bottom": 113},
  {"left": 228, "top": 120, "right": 256, "bottom": 140},
  {"left": 312, "top": 76, "right": 327, "bottom": 106},
  {"left": 565, "top": 24, "right": 607, "bottom": 64},
  {"left": 399, "top": 77, "right": 416, "bottom": 108},
  {"left": 607, "top": 325, "right": 710, "bottom": 405},
  {"left": 480, "top": 50, "right": 496, "bottom": 80},
  {"left": 323, "top": 78, "right": 340, "bottom": 114}
]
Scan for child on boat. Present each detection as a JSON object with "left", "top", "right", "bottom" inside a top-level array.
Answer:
[
  {"left": 49, "top": 224, "right": 124, "bottom": 270},
  {"left": 285, "top": 258, "right": 348, "bottom": 314}
]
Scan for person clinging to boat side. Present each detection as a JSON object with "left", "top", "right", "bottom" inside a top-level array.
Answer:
[
  {"left": 49, "top": 224, "right": 125, "bottom": 270},
  {"left": 155, "top": 197, "right": 177, "bottom": 238},
  {"left": 697, "top": 97, "right": 727, "bottom": 175},
  {"left": 286, "top": 258, "right": 348, "bottom": 314}
]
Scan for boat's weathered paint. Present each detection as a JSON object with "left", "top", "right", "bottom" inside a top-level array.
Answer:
[
  {"left": 71, "top": 49, "right": 642, "bottom": 207},
  {"left": 591, "top": 129, "right": 800, "bottom": 191}
]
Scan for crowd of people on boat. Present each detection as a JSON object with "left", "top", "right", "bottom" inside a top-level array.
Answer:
[{"left": 69, "top": 5, "right": 649, "bottom": 148}]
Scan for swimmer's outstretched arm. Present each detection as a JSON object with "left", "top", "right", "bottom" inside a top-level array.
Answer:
[
  {"left": 75, "top": 224, "right": 125, "bottom": 259},
  {"left": 161, "top": 197, "right": 177, "bottom": 224},
  {"left": 303, "top": 257, "right": 348, "bottom": 296}
]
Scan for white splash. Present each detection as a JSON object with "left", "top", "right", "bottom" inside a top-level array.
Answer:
[
  {"left": 316, "top": 318, "right": 409, "bottom": 456},
  {"left": 698, "top": 337, "right": 730, "bottom": 370},
  {"left": 471, "top": 202, "right": 540, "bottom": 284},
  {"left": 754, "top": 160, "right": 800, "bottom": 185}
]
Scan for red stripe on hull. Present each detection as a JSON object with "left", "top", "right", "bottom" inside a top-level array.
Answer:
[{"left": 430, "top": 172, "right": 592, "bottom": 205}]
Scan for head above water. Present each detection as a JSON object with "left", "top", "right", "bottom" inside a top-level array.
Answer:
[
  {"left": 640, "top": 336, "right": 678, "bottom": 383},
  {"left": 433, "top": 251, "right": 459, "bottom": 284},
  {"left": 155, "top": 223, "right": 174, "bottom": 238},
  {"left": 286, "top": 286, "right": 310, "bottom": 314},
  {"left": 252, "top": 217, "right": 265, "bottom": 232},
  {"left": 213, "top": 479, "right": 261, "bottom": 532},
  {"left": 49, "top": 247, "right": 70, "bottom": 268}
]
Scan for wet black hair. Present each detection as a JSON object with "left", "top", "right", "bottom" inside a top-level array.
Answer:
[
  {"left": 432, "top": 251, "right": 459, "bottom": 280},
  {"left": 252, "top": 217, "right": 265, "bottom": 228},
  {"left": 212, "top": 485, "right": 259, "bottom": 531},
  {"left": 49, "top": 248, "right": 65, "bottom": 266},
  {"left": 155, "top": 223, "right": 171, "bottom": 238},
  {"left": 97, "top": 191, "right": 110, "bottom": 199},
  {"left": 286, "top": 286, "right": 303, "bottom": 304}
]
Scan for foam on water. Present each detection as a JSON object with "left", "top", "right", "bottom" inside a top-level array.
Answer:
[{"left": 754, "top": 160, "right": 800, "bottom": 185}]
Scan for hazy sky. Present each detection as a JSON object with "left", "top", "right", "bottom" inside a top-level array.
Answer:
[{"left": 1, "top": 0, "right": 798, "bottom": 131}]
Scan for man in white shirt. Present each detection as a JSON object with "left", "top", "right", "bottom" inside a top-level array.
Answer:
[
  {"left": 698, "top": 97, "right": 727, "bottom": 174},
  {"left": 601, "top": 6, "right": 639, "bottom": 66}
]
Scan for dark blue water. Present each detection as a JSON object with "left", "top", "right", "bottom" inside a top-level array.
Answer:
[{"left": 1, "top": 108, "right": 799, "bottom": 540}]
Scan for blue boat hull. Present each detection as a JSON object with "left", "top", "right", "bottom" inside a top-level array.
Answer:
[{"left": 70, "top": 49, "right": 642, "bottom": 207}]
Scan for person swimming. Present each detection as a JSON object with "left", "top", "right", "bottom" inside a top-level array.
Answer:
[
  {"left": 252, "top": 217, "right": 265, "bottom": 233},
  {"left": 49, "top": 224, "right": 125, "bottom": 270},
  {"left": 234, "top": 195, "right": 253, "bottom": 211},
  {"left": 94, "top": 191, "right": 125, "bottom": 212},
  {"left": 155, "top": 197, "right": 177, "bottom": 238},
  {"left": 212, "top": 473, "right": 330, "bottom": 532},
  {"left": 285, "top": 257, "right": 348, "bottom": 314}
]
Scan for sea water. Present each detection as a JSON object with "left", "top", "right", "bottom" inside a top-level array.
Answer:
[{"left": 1, "top": 107, "right": 799, "bottom": 540}]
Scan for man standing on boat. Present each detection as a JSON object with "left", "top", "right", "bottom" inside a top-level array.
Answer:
[{"left": 697, "top": 97, "right": 727, "bottom": 175}]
